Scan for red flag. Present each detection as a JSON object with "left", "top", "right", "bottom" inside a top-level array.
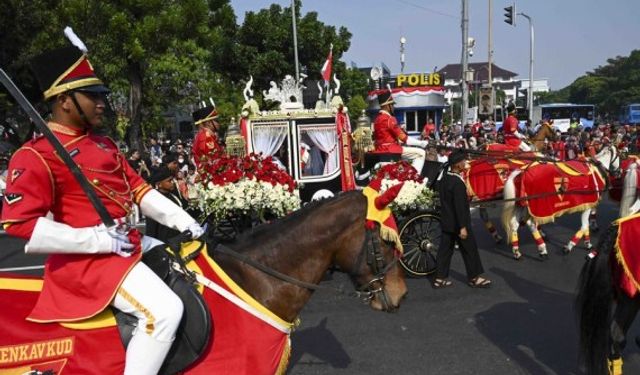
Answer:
[{"left": 320, "top": 45, "right": 333, "bottom": 82}]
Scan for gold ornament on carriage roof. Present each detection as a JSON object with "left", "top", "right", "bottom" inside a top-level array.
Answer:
[
  {"left": 352, "top": 109, "right": 374, "bottom": 155},
  {"left": 225, "top": 117, "right": 246, "bottom": 157}
]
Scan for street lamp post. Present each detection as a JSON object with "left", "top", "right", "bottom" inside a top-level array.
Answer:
[
  {"left": 291, "top": 0, "right": 300, "bottom": 82},
  {"left": 461, "top": 0, "right": 469, "bottom": 124},
  {"left": 519, "top": 12, "right": 534, "bottom": 117}
]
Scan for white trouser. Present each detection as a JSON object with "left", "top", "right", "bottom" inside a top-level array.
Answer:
[
  {"left": 112, "top": 237, "right": 184, "bottom": 375},
  {"left": 519, "top": 141, "right": 532, "bottom": 152},
  {"left": 402, "top": 146, "right": 426, "bottom": 174}
]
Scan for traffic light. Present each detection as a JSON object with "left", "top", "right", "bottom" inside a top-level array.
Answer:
[{"left": 504, "top": 5, "right": 515, "bottom": 26}]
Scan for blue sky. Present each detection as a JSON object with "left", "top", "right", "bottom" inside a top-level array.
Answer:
[{"left": 230, "top": 0, "right": 640, "bottom": 89}]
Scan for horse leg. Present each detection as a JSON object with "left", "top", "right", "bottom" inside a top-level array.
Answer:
[
  {"left": 480, "top": 207, "right": 503, "bottom": 243},
  {"left": 564, "top": 209, "right": 592, "bottom": 253},
  {"left": 609, "top": 293, "right": 640, "bottom": 375},
  {"left": 509, "top": 215, "right": 522, "bottom": 260},
  {"left": 525, "top": 219, "right": 547, "bottom": 258}
]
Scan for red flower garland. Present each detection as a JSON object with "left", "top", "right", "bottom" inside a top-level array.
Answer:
[
  {"left": 197, "top": 150, "right": 296, "bottom": 193},
  {"left": 371, "top": 160, "right": 424, "bottom": 185}
]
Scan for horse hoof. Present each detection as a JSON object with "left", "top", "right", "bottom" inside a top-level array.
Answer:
[
  {"left": 539, "top": 253, "right": 549, "bottom": 259},
  {"left": 513, "top": 252, "right": 522, "bottom": 260},
  {"left": 563, "top": 246, "right": 572, "bottom": 254}
]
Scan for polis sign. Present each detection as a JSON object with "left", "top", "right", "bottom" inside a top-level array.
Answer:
[{"left": 396, "top": 73, "right": 441, "bottom": 87}]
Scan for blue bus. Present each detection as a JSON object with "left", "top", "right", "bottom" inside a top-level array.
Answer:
[
  {"left": 619, "top": 104, "right": 640, "bottom": 125},
  {"left": 531, "top": 103, "right": 595, "bottom": 132}
]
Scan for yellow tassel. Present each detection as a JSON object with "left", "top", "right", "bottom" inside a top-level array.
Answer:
[
  {"left": 608, "top": 357, "right": 623, "bottom": 375},
  {"left": 379, "top": 225, "right": 403, "bottom": 253},
  {"left": 275, "top": 337, "right": 292, "bottom": 375}
]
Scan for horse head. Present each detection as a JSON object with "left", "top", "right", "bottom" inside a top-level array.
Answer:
[
  {"left": 594, "top": 145, "right": 620, "bottom": 176},
  {"left": 333, "top": 189, "right": 408, "bottom": 313}
]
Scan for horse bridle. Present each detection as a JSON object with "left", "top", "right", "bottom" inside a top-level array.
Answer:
[{"left": 351, "top": 226, "right": 399, "bottom": 311}]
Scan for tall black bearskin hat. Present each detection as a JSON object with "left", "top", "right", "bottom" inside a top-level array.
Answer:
[
  {"left": 192, "top": 106, "right": 219, "bottom": 126},
  {"left": 377, "top": 90, "right": 395, "bottom": 107},
  {"left": 30, "top": 27, "right": 109, "bottom": 100}
]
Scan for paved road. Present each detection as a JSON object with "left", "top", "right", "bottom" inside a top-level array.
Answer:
[
  {"left": 286, "top": 198, "right": 640, "bottom": 375},
  {"left": 2, "top": 199, "right": 639, "bottom": 374}
]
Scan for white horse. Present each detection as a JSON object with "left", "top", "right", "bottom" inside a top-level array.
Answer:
[
  {"left": 501, "top": 145, "right": 619, "bottom": 259},
  {"left": 619, "top": 158, "right": 640, "bottom": 217}
]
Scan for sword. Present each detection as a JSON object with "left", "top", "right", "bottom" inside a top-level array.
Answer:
[{"left": 0, "top": 68, "right": 117, "bottom": 229}]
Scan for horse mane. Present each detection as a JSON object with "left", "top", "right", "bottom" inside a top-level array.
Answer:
[{"left": 233, "top": 190, "right": 362, "bottom": 246}]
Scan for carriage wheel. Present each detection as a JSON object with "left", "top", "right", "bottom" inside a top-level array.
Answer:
[{"left": 399, "top": 212, "right": 441, "bottom": 277}]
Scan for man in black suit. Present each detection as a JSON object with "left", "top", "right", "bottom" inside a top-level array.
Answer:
[
  {"left": 433, "top": 149, "right": 491, "bottom": 288},
  {"left": 145, "top": 166, "right": 188, "bottom": 242}
]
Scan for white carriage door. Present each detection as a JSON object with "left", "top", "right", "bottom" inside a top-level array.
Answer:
[{"left": 305, "top": 127, "right": 339, "bottom": 175}]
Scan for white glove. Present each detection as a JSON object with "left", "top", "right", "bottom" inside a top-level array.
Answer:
[
  {"left": 187, "top": 222, "right": 206, "bottom": 239},
  {"left": 405, "top": 137, "right": 428, "bottom": 148},
  {"left": 103, "top": 229, "right": 135, "bottom": 257}
]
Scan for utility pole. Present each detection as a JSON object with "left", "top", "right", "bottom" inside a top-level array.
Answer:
[
  {"left": 519, "top": 12, "right": 534, "bottom": 117},
  {"left": 400, "top": 36, "right": 406, "bottom": 73},
  {"left": 488, "top": 0, "right": 493, "bottom": 86},
  {"left": 291, "top": 0, "right": 300, "bottom": 82},
  {"left": 461, "top": 0, "right": 469, "bottom": 124}
]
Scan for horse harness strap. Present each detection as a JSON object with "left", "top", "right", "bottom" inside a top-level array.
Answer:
[{"left": 213, "top": 244, "right": 331, "bottom": 292}]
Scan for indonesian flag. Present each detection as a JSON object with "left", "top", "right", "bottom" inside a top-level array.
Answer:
[{"left": 320, "top": 44, "right": 333, "bottom": 83}]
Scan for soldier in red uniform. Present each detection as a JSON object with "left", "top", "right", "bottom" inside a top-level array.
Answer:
[
  {"left": 502, "top": 103, "right": 531, "bottom": 152},
  {"left": 192, "top": 105, "right": 223, "bottom": 168},
  {"left": 1, "top": 37, "right": 204, "bottom": 374},
  {"left": 373, "top": 90, "right": 428, "bottom": 172}
]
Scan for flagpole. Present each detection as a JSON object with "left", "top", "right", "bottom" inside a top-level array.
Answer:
[
  {"left": 324, "top": 44, "right": 333, "bottom": 108},
  {"left": 291, "top": 0, "right": 300, "bottom": 82}
]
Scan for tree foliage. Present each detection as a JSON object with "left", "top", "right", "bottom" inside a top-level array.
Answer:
[
  {"left": 538, "top": 50, "right": 640, "bottom": 119},
  {"left": 0, "top": 0, "right": 364, "bottom": 149}
]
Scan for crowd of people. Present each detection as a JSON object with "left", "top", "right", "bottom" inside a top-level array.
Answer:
[{"left": 418, "top": 115, "right": 639, "bottom": 162}]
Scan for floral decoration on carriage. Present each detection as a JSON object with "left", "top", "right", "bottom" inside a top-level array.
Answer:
[
  {"left": 370, "top": 161, "right": 436, "bottom": 213},
  {"left": 193, "top": 151, "right": 301, "bottom": 223}
]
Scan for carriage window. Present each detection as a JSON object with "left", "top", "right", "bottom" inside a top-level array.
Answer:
[
  {"left": 298, "top": 125, "right": 339, "bottom": 179},
  {"left": 251, "top": 121, "right": 289, "bottom": 171}
]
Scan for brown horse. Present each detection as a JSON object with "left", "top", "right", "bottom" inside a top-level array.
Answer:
[
  {"left": 0, "top": 190, "right": 407, "bottom": 374},
  {"left": 530, "top": 122, "right": 557, "bottom": 152},
  {"left": 220, "top": 190, "right": 407, "bottom": 320}
]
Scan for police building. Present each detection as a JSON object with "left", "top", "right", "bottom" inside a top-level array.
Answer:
[{"left": 365, "top": 65, "right": 447, "bottom": 136}]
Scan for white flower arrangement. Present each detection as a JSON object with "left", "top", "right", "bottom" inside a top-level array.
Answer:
[
  {"left": 379, "top": 179, "right": 436, "bottom": 213},
  {"left": 193, "top": 178, "right": 301, "bottom": 223}
]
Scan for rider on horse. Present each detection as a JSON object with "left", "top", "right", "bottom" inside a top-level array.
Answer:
[
  {"left": 1, "top": 35, "right": 204, "bottom": 374},
  {"left": 502, "top": 102, "right": 532, "bottom": 152},
  {"left": 373, "top": 90, "right": 428, "bottom": 173}
]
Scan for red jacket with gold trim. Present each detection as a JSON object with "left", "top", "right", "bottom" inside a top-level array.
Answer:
[
  {"left": 193, "top": 127, "right": 222, "bottom": 167},
  {"left": 1, "top": 123, "right": 152, "bottom": 322},
  {"left": 503, "top": 115, "right": 521, "bottom": 147},
  {"left": 373, "top": 110, "right": 406, "bottom": 154}
]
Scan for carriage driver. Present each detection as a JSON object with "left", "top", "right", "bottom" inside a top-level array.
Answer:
[
  {"left": 503, "top": 102, "right": 532, "bottom": 152},
  {"left": 373, "top": 90, "right": 429, "bottom": 173},
  {"left": 1, "top": 37, "right": 204, "bottom": 374},
  {"left": 192, "top": 104, "right": 223, "bottom": 168}
]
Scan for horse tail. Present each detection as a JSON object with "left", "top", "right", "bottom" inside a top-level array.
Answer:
[
  {"left": 501, "top": 169, "right": 521, "bottom": 234},
  {"left": 620, "top": 162, "right": 638, "bottom": 217},
  {"left": 575, "top": 224, "right": 618, "bottom": 375}
]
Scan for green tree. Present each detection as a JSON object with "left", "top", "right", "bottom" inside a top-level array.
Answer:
[
  {"left": 3, "top": 0, "right": 236, "bottom": 151},
  {"left": 235, "top": 1, "right": 353, "bottom": 102}
]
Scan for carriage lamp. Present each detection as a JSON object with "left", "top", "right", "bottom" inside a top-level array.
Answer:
[
  {"left": 352, "top": 110, "right": 374, "bottom": 154},
  {"left": 225, "top": 117, "right": 246, "bottom": 157}
]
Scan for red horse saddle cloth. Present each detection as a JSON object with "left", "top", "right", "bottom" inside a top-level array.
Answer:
[{"left": 516, "top": 160, "right": 605, "bottom": 223}]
